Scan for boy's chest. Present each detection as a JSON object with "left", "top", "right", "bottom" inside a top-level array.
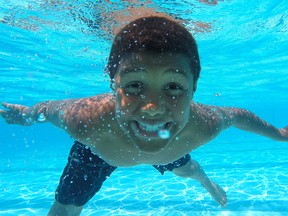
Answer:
[{"left": 86, "top": 129, "right": 203, "bottom": 167}]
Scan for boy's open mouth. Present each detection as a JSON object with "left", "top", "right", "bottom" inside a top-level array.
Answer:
[{"left": 131, "top": 120, "right": 172, "bottom": 138}]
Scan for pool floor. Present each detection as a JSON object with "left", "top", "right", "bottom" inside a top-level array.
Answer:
[{"left": 0, "top": 139, "right": 288, "bottom": 216}]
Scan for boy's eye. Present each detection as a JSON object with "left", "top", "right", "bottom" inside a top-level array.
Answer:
[
  {"left": 165, "top": 83, "right": 185, "bottom": 95},
  {"left": 124, "top": 82, "right": 143, "bottom": 94}
]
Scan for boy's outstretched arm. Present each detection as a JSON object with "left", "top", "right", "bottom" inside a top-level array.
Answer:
[
  {"left": 216, "top": 107, "right": 288, "bottom": 142},
  {"left": 0, "top": 95, "right": 115, "bottom": 139},
  {"left": 0, "top": 100, "right": 78, "bottom": 127}
]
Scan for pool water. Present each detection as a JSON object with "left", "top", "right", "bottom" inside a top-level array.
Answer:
[{"left": 0, "top": 1, "right": 288, "bottom": 215}]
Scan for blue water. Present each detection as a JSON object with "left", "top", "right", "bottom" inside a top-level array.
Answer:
[{"left": 1, "top": 1, "right": 288, "bottom": 215}]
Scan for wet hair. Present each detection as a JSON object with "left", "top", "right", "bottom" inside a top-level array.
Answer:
[{"left": 107, "top": 16, "right": 201, "bottom": 81}]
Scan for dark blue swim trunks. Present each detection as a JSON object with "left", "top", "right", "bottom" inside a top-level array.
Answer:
[{"left": 56, "top": 141, "right": 191, "bottom": 206}]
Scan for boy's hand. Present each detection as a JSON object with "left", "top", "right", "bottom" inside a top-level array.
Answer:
[{"left": 0, "top": 102, "right": 33, "bottom": 126}]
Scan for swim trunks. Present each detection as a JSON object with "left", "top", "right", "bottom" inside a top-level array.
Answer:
[{"left": 55, "top": 141, "right": 191, "bottom": 206}]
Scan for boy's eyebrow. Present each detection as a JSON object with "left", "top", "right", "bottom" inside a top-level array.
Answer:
[
  {"left": 164, "top": 68, "right": 188, "bottom": 77},
  {"left": 120, "top": 67, "right": 147, "bottom": 74},
  {"left": 119, "top": 67, "right": 189, "bottom": 77}
]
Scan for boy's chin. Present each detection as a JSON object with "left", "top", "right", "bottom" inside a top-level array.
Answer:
[{"left": 129, "top": 134, "right": 171, "bottom": 154}]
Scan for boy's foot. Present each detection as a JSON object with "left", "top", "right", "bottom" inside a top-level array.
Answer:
[{"left": 201, "top": 179, "right": 227, "bottom": 207}]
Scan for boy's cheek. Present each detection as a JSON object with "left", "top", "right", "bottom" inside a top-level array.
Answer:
[{"left": 116, "top": 92, "right": 136, "bottom": 112}]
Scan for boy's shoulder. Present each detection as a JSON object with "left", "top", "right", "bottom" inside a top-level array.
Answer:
[
  {"left": 84, "top": 93, "right": 115, "bottom": 103},
  {"left": 189, "top": 102, "right": 224, "bottom": 137},
  {"left": 63, "top": 94, "right": 117, "bottom": 139},
  {"left": 73, "top": 93, "right": 116, "bottom": 109},
  {"left": 191, "top": 102, "right": 219, "bottom": 116},
  {"left": 64, "top": 93, "right": 116, "bottom": 124}
]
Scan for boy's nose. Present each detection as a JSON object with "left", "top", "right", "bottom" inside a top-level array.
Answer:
[{"left": 141, "top": 102, "right": 164, "bottom": 116}]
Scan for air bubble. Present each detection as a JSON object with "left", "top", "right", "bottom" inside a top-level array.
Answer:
[
  {"left": 158, "top": 130, "right": 170, "bottom": 139},
  {"left": 37, "top": 113, "right": 46, "bottom": 122}
]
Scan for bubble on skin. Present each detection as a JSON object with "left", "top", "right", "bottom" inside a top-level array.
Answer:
[
  {"left": 158, "top": 129, "right": 170, "bottom": 139},
  {"left": 84, "top": 174, "right": 88, "bottom": 181}
]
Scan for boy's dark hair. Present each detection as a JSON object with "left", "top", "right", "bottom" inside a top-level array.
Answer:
[{"left": 107, "top": 16, "right": 201, "bottom": 81}]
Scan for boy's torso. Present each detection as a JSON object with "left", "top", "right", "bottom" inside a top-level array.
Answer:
[{"left": 70, "top": 95, "right": 219, "bottom": 167}]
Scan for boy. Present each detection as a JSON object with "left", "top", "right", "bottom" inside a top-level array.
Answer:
[{"left": 1, "top": 16, "right": 287, "bottom": 216}]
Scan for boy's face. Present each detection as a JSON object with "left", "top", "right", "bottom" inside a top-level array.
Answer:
[{"left": 114, "top": 51, "right": 196, "bottom": 153}]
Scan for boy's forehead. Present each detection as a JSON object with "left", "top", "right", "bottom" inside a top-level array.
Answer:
[{"left": 118, "top": 51, "right": 190, "bottom": 71}]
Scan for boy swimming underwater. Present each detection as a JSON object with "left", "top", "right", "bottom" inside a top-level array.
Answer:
[{"left": 1, "top": 16, "right": 287, "bottom": 216}]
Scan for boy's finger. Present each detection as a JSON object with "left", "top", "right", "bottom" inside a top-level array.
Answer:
[
  {"left": 2, "top": 103, "right": 17, "bottom": 110},
  {"left": 1, "top": 102, "right": 10, "bottom": 108}
]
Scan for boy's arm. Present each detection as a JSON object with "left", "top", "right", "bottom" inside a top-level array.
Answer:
[
  {"left": 215, "top": 106, "right": 288, "bottom": 142},
  {"left": 0, "top": 94, "right": 115, "bottom": 139},
  {"left": 0, "top": 99, "right": 79, "bottom": 127}
]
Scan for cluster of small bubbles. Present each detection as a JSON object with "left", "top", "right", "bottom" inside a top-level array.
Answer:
[
  {"left": 25, "top": 118, "right": 33, "bottom": 124},
  {"left": 158, "top": 130, "right": 170, "bottom": 139},
  {"left": 24, "top": 138, "right": 29, "bottom": 148},
  {"left": 37, "top": 113, "right": 46, "bottom": 122}
]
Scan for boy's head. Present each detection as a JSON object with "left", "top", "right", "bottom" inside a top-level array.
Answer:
[{"left": 107, "top": 16, "right": 201, "bottom": 88}]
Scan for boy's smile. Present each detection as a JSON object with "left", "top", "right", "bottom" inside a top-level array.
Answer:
[{"left": 114, "top": 51, "right": 196, "bottom": 153}]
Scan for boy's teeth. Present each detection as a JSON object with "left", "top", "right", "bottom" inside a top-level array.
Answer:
[{"left": 138, "top": 122, "right": 166, "bottom": 132}]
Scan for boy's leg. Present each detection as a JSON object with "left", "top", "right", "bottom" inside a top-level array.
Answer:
[
  {"left": 48, "top": 201, "right": 82, "bottom": 216},
  {"left": 48, "top": 141, "right": 117, "bottom": 216},
  {"left": 172, "top": 159, "right": 227, "bottom": 207}
]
